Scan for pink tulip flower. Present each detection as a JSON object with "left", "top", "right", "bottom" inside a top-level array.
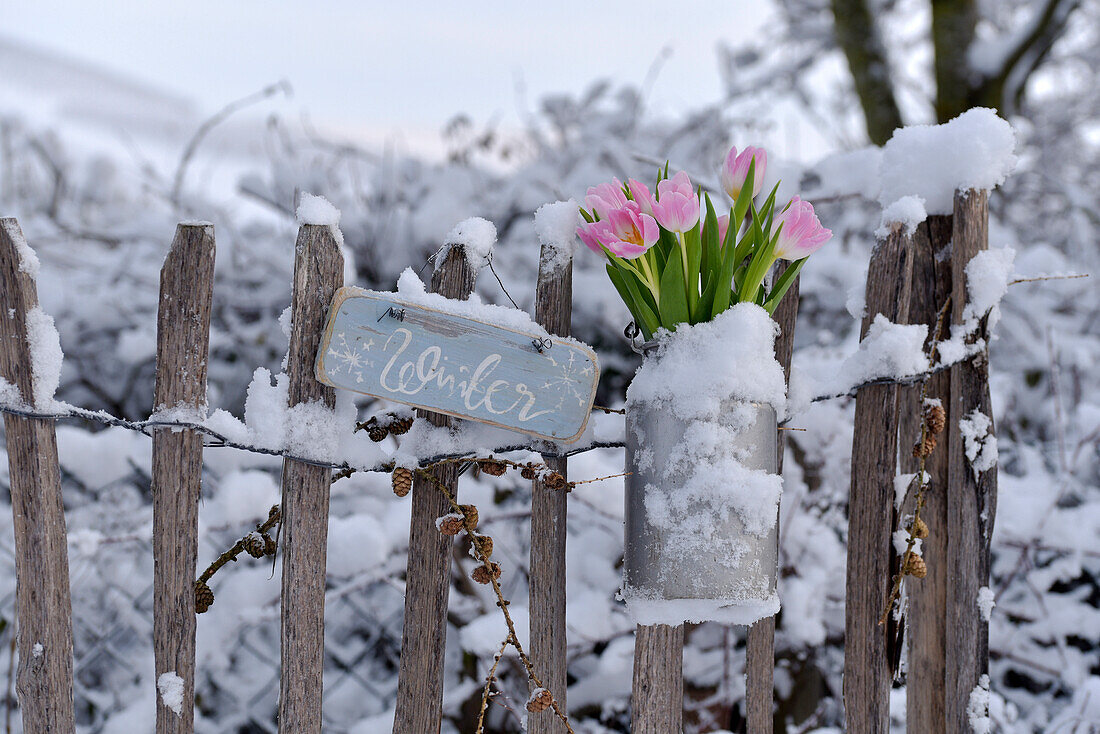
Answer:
[
  {"left": 603, "top": 205, "right": 659, "bottom": 259},
  {"left": 585, "top": 179, "right": 629, "bottom": 220},
  {"left": 576, "top": 221, "right": 608, "bottom": 256},
  {"left": 627, "top": 178, "right": 655, "bottom": 215},
  {"left": 652, "top": 171, "right": 700, "bottom": 233},
  {"left": 773, "top": 196, "right": 831, "bottom": 260},
  {"left": 721, "top": 146, "right": 767, "bottom": 200}
]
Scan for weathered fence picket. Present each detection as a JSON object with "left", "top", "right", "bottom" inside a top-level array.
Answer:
[
  {"left": 0, "top": 217, "right": 76, "bottom": 733},
  {"left": 528, "top": 242, "right": 573, "bottom": 734},
  {"left": 903, "top": 214, "right": 952, "bottom": 733},
  {"left": 632, "top": 622, "right": 684, "bottom": 733},
  {"left": 278, "top": 224, "right": 344, "bottom": 733},
  {"left": 744, "top": 260, "right": 800, "bottom": 734},
  {"left": 946, "top": 189, "right": 997, "bottom": 732},
  {"left": 152, "top": 223, "right": 216, "bottom": 734},
  {"left": 844, "top": 223, "right": 915, "bottom": 733},
  {"left": 392, "top": 244, "right": 477, "bottom": 734}
]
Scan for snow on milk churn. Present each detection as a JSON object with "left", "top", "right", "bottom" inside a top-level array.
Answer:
[{"left": 574, "top": 145, "right": 831, "bottom": 625}]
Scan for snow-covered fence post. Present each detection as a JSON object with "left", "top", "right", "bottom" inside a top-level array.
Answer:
[
  {"left": 844, "top": 224, "right": 915, "bottom": 733},
  {"left": 744, "top": 261, "right": 800, "bottom": 733},
  {"left": 946, "top": 189, "right": 997, "bottom": 732},
  {"left": 278, "top": 223, "right": 343, "bottom": 734},
  {"left": 0, "top": 217, "right": 75, "bottom": 733},
  {"left": 902, "top": 214, "right": 952, "bottom": 732},
  {"left": 392, "top": 244, "right": 476, "bottom": 734},
  {"left": 152, "top": 223, "right": 216, "bottom": 733},
  {"left": 528, "top": 208, "right": 574, "bottom": 734}
]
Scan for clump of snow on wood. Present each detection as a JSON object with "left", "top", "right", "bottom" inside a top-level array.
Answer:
[
  {"left": 26, "top": 305, "right": 63, "bottom": 410},
  {"left": 968, "top": 674, "right": 993, "bottom": 734},
  {"left": 443, "top": 216, "right": 497, "bottom": 270},
  {"left": 32, "top": 642, "right": 43, "bottom": 658},
  {"left": 879, "top": 108, "right": 1017, "bottom": 216},
  {"left": 893, "top": 529, "right": 922, "bottom": 557},
  {"left": 977, "top": 585, "right": 996, "bottom": 622},
  {"left": 157, "top": 671, "right": 184, "bottom": 717},
  {"left": 296, "top": 193, "right": 341, "bottom": 228},
  {"left": 964, "top": 247, "right": 1016, "bottom": 323},
  {"left": 0, "top": 376, "right": 20, "bottom": 408},
  {"left": 6, "top": 221, "right": 40, "bottom": 277},
  {"left": 959, "top": 409, "right": 998, "bottom": 474},
  {"left": 829, "top": 315, "right": 929, "bottom": 395},
  {"left": 622, "top": 305, "right": 784, "bottom": 626},
  {"left": 875, "top": 195, "right": 927, "bottom": 239},
  {"left": 534, "top": 200, "right": 580, "bottom": 273}
]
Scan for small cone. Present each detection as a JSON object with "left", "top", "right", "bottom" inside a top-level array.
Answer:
[
  {"left": 388, "top": 414, "right": 414, "bottom": 435},
  {"left": 268, "top": 504, "right": 281, "bottom": 523},
  {"left": 195, "top": 580, "right": 214, "bottom": 614},
  {"left": 520, "top": 463, "right": 538, "bottom": 481},
  {"left": 526, "top": 688, "right": 553, "bottom": 713},
  {"left": 478, "top": 459, "right": 507, "bottom": 477},
  {"left": 460, "top": 504, "right": 479, "bottom": 529},
  {"left": 924, "top": 403, "right": 946, "bottom": 435},
  {"left": 543, "top": 471, "right": 566, "bottom": 490},
  {"left": 392, "top": 467, "right": 414, "bottom": 497},
  {"left": 912, "top": 517, "right": 930, "bottom": 539},
  {"left": 904, "top": 554, "right": 928, "bottom": 579},
  {"left": 471, "top": 561, "right": 501, "bottom": 585},
  {"left": 243, "top": 532, "right": 266, "bottom": 559},
  {"left": 473, "top": 534, "right": 494, "bottom": 558},
  {"left": 367, "top": 425, "right": 389, "bottom": 443},
  {"left": 438, "top": 514, "right": 464, "bottom": 536},
  {"left": 263, "top": 533, "right": 277, "bottom": 556},
  {"left": 912, "top": 433, "right": 937, "bottom": 458}
]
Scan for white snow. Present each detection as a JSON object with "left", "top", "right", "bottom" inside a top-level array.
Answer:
[
  {"left": 977, "top": 586, "right": 995, "bottom": 622},
  {"left": 25, "top": 305, "right": 63, "bottom": 410},
  {"left": 624, "top": 592, "right": 781, "bottom": 626},
  {"left": 879, "top": 108, "right": 1017, "bottom": 215},
  {"left": 32, "top": 642, "right": 43, "bottom": 658},
  {"left": 829, "top": 315, "right": 929, "bottom": 395},
  {"left": 893, "top": 529, "right": 922, "bottom": 557},
  {"left": 296, "top": 193, "right": 341, "bottom": 227},
  {"left": 534, "top": 200, "right": 581, "bottom": 273},
  {"left": 876, "top": 195, "right": 927, "bottom": 239},
  {"left": 626, "top": 304, "right": 786, "bottom": 421},
  {"left": 443, "top": 216, "right": 497, "bottom": 270},
  {"left": 895, "top": 473, "right": 916, "bottom": 510},
  {"left": 157, "top": 671, "right": 184, "bottom": 717},
  {"left": 963, "top": 247, "right": 1016, "bottom": 323},
  {"left": 959, "top": 409, "right": 998, "bottom": 474},
  {"left": 968, "top": 674, "right": 992, "bottom": 734},
  {"left": 6, "top": 221, "right": 40, "bottom": 277}
]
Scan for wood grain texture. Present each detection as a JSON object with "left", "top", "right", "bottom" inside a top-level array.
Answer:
[
  {"left": 528, "top": 249, "right": 573, "bottom": 734},
  {"left": 946, "top": 189, "right": 997, "bottom": 733},
  {"left": 392, "top": 245, "right": 477, "bottom": 734},
  {"left": 843, "top": 226, "right": 915, "bottom": 734},
  {"left": 632, "top": 624, "right": 684, "bottom": 733},
  {"left": 744, "top": 263, "right": 800, "bottom": 734},
  {"left": 0, "top": 217, "right": 75, "bottom": 733},
  {"left": 278, "top": 225, "right": 343, "bottom": 734},
  {"left": 902, "top": 215, "right": 952, "bottom": 734},
  {"left": 152, "top": 223, "right": 215, "bottom": 734}
]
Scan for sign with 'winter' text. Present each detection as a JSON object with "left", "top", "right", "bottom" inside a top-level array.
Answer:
[{"left": 315, "top": 288, "right": 600, "bottom": 442}]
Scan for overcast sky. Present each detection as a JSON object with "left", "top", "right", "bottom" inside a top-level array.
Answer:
[{"left": 4, "top": 1, "right": 764, "bottom": 147}]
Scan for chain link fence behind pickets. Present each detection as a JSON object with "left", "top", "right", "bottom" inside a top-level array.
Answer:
[{"left": 0, "top": 491, "right": 413, "bottom": 734}]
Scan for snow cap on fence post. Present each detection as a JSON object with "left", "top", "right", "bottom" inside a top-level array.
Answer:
[{"left": 440, "top": 216, "right": 496, "bottom": 271}]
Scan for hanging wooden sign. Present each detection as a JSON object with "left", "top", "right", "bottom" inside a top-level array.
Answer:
[{"left": 315, "top": 287, "right": 600, "bottom": 442}]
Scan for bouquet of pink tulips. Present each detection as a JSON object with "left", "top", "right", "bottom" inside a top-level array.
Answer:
[{"left": 577, "top": 146, "right": 831, "bottom": 340}]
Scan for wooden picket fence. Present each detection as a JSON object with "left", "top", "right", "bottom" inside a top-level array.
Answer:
[{"left": 0, "top": 185, "right": 996, "bottom": 734}]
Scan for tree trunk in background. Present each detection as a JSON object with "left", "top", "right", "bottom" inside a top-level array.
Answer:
[
  {"left": 830, "top": 0, "right": 904, "bottom": 145},
  {"left": 931, "top": 0, "right": 979, "bottom": 122}
]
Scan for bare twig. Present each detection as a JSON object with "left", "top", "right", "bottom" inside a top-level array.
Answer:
[{"left": 171, "top": 81, "right": 291, "bottom": 204}]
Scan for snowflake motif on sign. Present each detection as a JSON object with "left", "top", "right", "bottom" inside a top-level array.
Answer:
[
  {"left": 326, "top": 331, "right": 374, "bottom": 385},
  {"left": 540, "top": 350, "right": 596, "bottom": 411}
]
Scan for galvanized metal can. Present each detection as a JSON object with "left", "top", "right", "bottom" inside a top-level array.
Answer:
[{"left": 623, "top": 399, "right": 780, "bottom": 625}]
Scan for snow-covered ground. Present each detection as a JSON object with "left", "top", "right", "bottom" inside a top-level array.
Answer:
[{"left": 1, "top": 28, "right": 1099, "bottom": 734}]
